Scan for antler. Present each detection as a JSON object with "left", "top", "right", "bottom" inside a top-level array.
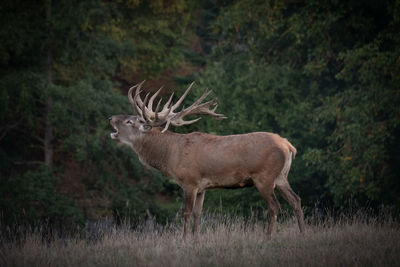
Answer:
[{"left": 128, "top": 81, "right": 226, "bottom": 132}]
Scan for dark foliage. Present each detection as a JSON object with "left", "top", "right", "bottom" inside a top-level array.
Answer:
[{"left": 0, "top": 0, "right": 399, "bottom": 229}]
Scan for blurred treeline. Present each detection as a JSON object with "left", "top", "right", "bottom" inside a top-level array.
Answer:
[{"left": 1, "top": 0, "right": 399, "bottom": 228}]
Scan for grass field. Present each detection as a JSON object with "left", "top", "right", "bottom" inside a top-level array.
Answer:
[{"left": 1, "top": 211, "right": 399, "bottom": 267}]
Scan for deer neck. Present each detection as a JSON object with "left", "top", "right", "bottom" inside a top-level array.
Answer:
[{"left": 131, "top": 130, "right": 179, "bottom": 173}]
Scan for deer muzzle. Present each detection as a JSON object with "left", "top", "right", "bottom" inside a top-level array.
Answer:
[{"left": 109, "top": 117, "right": 119, "bottom": 139}]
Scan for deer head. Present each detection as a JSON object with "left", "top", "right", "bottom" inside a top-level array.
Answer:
[{"left": 110, "top": 81, "right": 226, "bottom": 143}]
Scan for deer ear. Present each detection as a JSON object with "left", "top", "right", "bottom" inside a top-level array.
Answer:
[{"left": 139, "top": 124, "right": 152, "bottom": 132}]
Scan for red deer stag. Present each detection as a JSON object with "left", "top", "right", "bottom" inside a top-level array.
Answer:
[{"left": 109, "top": 81, "right": 305, "bottom": 240}]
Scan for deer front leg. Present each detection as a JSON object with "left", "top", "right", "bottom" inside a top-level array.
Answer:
[
  {"left": 193, "top": 191, "right": 205, "bottom": 240},
  {"left": 183, "top": 188, "right": 198, "bottom": 241}
]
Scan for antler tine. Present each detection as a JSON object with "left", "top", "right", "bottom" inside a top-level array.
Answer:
[
  {"left": 154, "top": 98, "right": 162, "bottom": 121},
  {"left": 198, "top": 101, "right": 227, "bottom": 119},
  {"left": 171, "top": 90, "right": 224, "bottom": 121},
  {"left": 129, "top": 81, "right": 147, "bottom": 116},
  {"left": 131, "top": 81, "right": 146, "bottom": 106},
  {"left": 148, "top": 86, "right": 163, "bottom": 111},
  {"left": 171, "top": 117, "right": 202, "bottom": 126},
  {"left": 156, "top": 102, "right": 174, "bottom": 126},
  {"left": 161, "top": 120, "right": 171, "bottom": 133},
  {"left": 142, "top": 92, "right": 151, "bottom": 122},
  {"left": 184, "top": 99, "right": 216, "bottom": 115},
  {"left": 151, "top": 102, "right": 174, "bottom": 129},
  {"left": 211, "top": 103, "right": 224, "bottom": 115},
  {"left": 186, "top": 88, "right": 212, "bottom": 109},
  {"left": 170, "top": 82, "right": 195, "bottom": 111},
  {"left": 133, "top": 91, "right": 143, "bottom": 116},
  {"left": 161, "top": 92, "right": 174, "bottom": 112},
  {"left": 128, "top": 84, "right": 139, "bottom": 107}
]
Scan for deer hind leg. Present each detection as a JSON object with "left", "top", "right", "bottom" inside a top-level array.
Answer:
[
  {"left": 183, "top": 188, "right": 198, "bottom": 241},
  {"left": 276, "top": 182, "right": 305, "bottom": 233},
  {"left": 254, "top": 178, "right": 281, "bottom": 238},
  {"left": 192, "top": 191, "right": 205, "bottom": 240}
]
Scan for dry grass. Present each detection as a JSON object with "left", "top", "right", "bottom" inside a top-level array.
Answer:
[{"left": 1, "top": 212, "right": 399, "bottom": 267}]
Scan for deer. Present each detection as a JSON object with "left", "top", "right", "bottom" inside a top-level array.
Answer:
[{"left": 109, "top": 81, "right": 305, "bottom": 240}]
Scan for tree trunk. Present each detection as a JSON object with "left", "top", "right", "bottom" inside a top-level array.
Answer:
[{"left": 44, "top": 0, "right": 53, "bottom": 167}]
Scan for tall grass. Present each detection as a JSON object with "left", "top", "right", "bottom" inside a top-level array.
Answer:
[{"left": 1, "top": 210, "right": 399, "bottom": 267}]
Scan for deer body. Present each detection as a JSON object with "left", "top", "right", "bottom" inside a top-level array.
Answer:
[
  {"left": 121, "top": 128, "right": 294, "bottom": 189},
  {"left": 110, "top": 82, "right": 305, "bottom": 240}
]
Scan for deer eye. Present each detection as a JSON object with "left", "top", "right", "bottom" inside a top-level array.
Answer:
[{"left": 125, "top": 119, "right": 134, "bottom": 126}]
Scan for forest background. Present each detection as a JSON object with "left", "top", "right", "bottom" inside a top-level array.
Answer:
[{"left": 1, "top": 0, "right": 399, "bottom": 229}]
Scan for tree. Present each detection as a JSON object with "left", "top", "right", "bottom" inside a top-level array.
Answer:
[
  {"left": 195, "top": 0, "right": 400, "bottom": 210},
  {"left": 0, "top": 0, "right": 193, "bottom": 226}
]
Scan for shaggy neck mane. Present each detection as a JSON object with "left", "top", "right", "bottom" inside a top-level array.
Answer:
[{"left": 132, "top": 128, "right": 181, "bottom": 173}]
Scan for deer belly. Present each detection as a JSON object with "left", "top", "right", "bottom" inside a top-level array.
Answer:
[{"left": 199, "top": 175, "right": 254, "bottom": 190}]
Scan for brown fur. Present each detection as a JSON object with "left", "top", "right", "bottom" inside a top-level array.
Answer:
[{"left": 110, "top": 115, "right": 305, "bottom": 240}]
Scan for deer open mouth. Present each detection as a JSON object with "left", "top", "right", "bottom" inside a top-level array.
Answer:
[{"left": 110, "top": 125, "right": 119, "bottom": 139}]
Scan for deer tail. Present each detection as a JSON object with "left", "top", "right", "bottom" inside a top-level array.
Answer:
[{"left": 285, "top": 139, "right": 297, "bottom": 158}]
